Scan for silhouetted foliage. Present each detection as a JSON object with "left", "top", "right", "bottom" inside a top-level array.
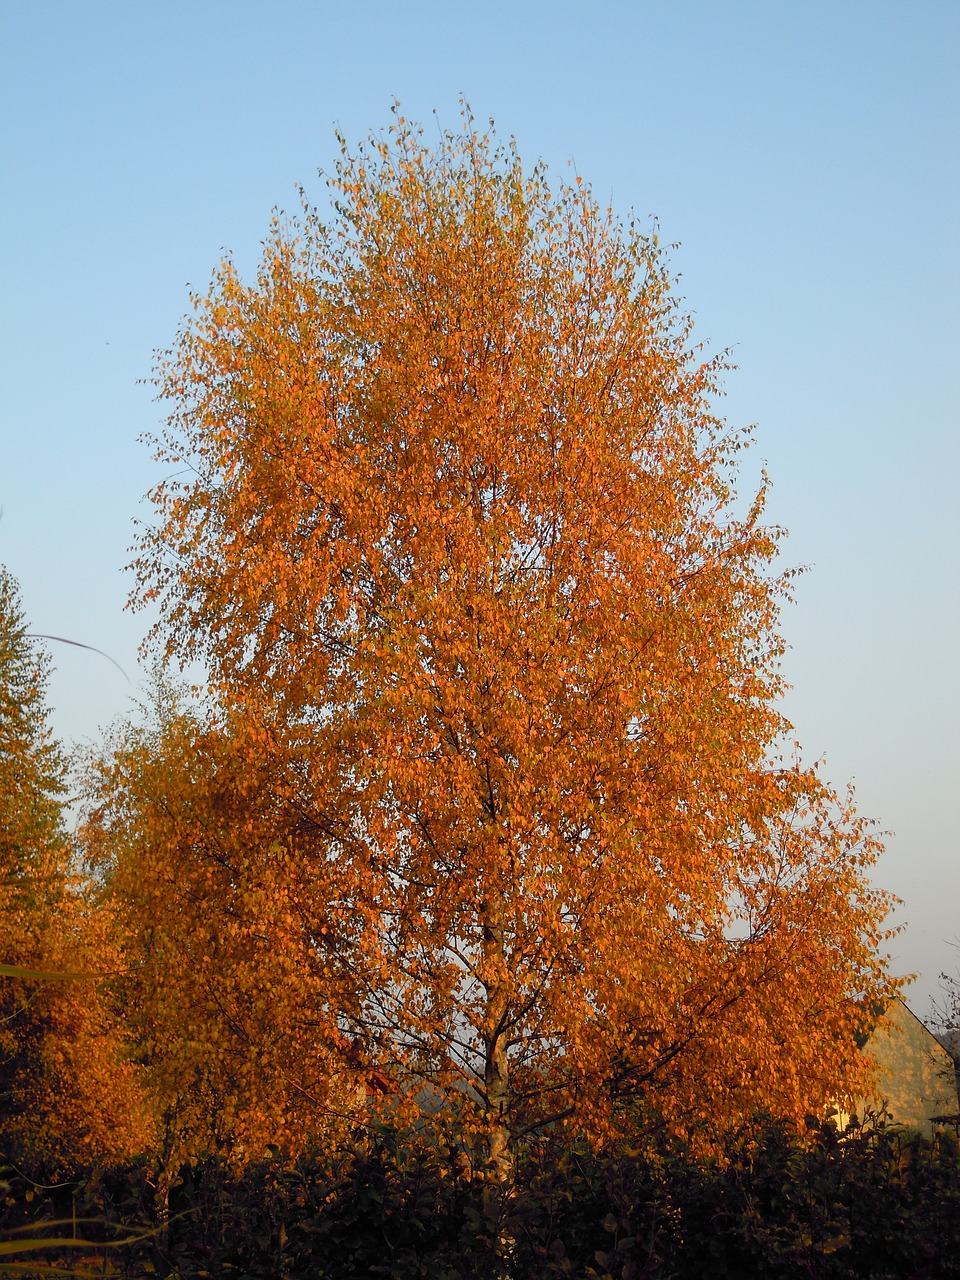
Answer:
[{"left": 4, "top": 1118, "right": 959, "bottom": 1277}]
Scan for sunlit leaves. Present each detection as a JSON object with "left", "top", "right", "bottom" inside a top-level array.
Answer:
[
  {"left": 0, "top": 568, "right": 151, "bottom": 1175},
  {"left": 119, "top": 110, "right": 896, "bottom": 1167}
]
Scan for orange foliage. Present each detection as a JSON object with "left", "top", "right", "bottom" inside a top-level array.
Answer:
[
  {"left": 119, "top": 112, "right": 896, "bottom": 1171},
  {"left": 0, "top": 568, "right": 151, "bottom": 1175},
  {"left": 0, "top": 904, "right": 154, "bottom": 1176},
  {"left": 81, "top": 688, "right": 370, "bottom": 1168}
]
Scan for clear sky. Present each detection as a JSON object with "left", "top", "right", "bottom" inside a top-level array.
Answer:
[{"left": 2, "top": 2, "right": 957, "bottom": 1015}]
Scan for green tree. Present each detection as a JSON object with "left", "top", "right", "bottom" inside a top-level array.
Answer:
[{"left": 0, "top": 567, "right": 67, "bottom": 905}]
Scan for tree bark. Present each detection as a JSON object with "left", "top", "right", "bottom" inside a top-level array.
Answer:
[{"left": 481, "top": 898, "right": 513, "bottom": 1186}]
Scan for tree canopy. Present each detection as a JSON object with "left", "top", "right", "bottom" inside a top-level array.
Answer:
[
  {"left": 0, "top": 567, "right": 67, "bottom": 895},
  {"left": 0, "top": 567, "right": 150, "bottom": 1174},
  {"left": 96, "top": 112, "right": 897, "bottom": 1173}
]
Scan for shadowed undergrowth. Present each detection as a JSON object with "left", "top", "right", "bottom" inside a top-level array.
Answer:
[{"left": 3, "top": 1117, "right": 959, "bottom": 1278}]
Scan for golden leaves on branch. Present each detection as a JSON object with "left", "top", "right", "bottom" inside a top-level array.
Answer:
[
  {"left": 106, "top": 110, "right": 900, "bottom": 1167},
  {"left": 0, "top": 568, "right": 152, "bottom": 1176}
]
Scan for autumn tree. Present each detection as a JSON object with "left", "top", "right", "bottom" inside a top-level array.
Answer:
[
  {"left": 0, "top": 566, "right": 150, "bottom": 1174},
  {"left": 118, "top": 112, "right": 896, "bottom": 1175},
  {"left": 81, "top": 680, "right": 370, "bottom": 1169}
]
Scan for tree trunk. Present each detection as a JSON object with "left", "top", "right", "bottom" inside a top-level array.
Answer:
[{"left": 481, "top": 897, "right": 513, "bottom": 1186}]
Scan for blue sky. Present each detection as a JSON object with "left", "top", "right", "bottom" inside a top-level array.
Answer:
[{"left": 2, "top": 1, "right": 957, "bottom": 1013}]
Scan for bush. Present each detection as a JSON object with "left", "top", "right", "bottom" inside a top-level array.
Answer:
[{"left": 3, "top": 1119, "right": 959, "bottom": 1278}]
